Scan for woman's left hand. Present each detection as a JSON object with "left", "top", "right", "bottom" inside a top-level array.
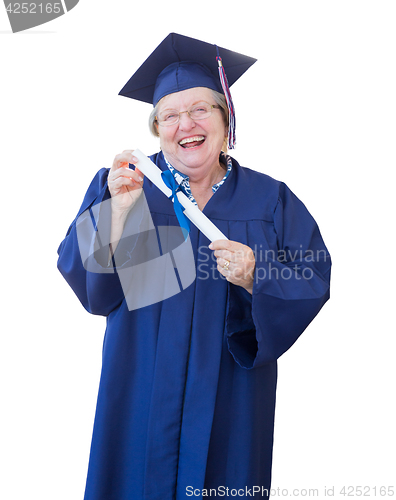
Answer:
[{"left": 209, "top": 240, "right": 256, "bottom": 294}]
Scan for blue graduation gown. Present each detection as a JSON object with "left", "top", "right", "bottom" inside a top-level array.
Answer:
[{"left": 57, "top": 152, "right": 331, "bottom": 499}]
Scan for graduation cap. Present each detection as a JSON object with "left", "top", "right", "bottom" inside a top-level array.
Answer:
[{"left": 119, "top": 33, "right": 257, "bottom": 149}]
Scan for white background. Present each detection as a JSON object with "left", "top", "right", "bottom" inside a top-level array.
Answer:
[{"left": 1, "top": 1, "right": 395, "bottom": 498}]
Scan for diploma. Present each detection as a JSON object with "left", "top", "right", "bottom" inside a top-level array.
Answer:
[{"left": 133, "top": 149, "right": 228, "bottom": 243}]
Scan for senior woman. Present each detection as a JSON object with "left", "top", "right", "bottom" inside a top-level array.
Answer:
[{"left": 57, "top": 33, "right": 331, "bottom": 500}]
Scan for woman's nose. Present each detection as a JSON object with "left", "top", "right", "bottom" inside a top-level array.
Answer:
[{"left": 178, "top": 111, "right": 196, "bottom": 129}]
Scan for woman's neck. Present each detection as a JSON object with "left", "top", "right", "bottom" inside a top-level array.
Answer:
[
  {"left": 189, "top": 162, "right": 225, "bottom": 187},
  {"left": 189, "top": 162, "right": 226, "bottom": 210},
  {"left": 164, "top": 153, "right": 226, "bottom": 210}
]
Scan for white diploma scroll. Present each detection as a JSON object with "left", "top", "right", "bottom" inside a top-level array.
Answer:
[{"left": 133, "top": 149, "right": 228, "bottom": 243}]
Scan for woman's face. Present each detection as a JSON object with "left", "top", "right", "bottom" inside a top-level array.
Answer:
[{"left": 156, "top": 87, "right": 227, "bottom": 176}]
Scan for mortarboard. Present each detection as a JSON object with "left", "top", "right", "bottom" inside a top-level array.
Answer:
[{"left": 119, "top": 33, "right": 257, "bottom": 149}]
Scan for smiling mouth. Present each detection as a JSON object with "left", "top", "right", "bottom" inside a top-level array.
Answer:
[{"left": 178, "top": 136, "right": 205, "bottom": 148}]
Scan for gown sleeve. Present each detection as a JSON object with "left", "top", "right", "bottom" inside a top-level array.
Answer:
[
  {"left": 225, "top": 182, "right": 331, "bottom": 369},
  {"left": 57, "top": 168, "right": 120, "bottom": 315},
  {"left": 57, "top": 169, "right": 149, "bottom": 316}
]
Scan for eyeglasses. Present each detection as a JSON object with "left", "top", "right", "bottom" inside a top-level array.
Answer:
[{"left": 156, "top": 101, "right": 220, "bottom": 127}]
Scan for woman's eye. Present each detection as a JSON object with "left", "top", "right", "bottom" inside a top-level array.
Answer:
[
  {"left": 194, "top": 106, "right": 207, "bottom": 113},
  {"left": 164, "top": 112, "right": 178, "bottom": 121}
]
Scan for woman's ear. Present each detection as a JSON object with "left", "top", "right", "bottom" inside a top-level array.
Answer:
[{"left": 222, "top": 129, "right": 228, "bottom": 153}]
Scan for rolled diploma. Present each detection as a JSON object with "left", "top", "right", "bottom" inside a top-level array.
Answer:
[{"left": 133, "top": 149, "right": 228, "bottom": 242}]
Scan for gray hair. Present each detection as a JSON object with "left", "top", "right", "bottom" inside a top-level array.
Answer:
[{"left": 148, "top": 89, "right": 229, "bottom": 138}]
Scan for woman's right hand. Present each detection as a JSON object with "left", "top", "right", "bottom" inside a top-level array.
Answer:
[{"left": 108, "top": 150, "right": 144, "bottom": 214}]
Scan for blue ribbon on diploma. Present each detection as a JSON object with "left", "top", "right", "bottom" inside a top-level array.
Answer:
[{"left": 161, "top": 170, "right": 191, "bottom": 240}]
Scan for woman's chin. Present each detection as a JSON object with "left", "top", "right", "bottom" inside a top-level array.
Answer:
[{"left": 170, "top": 144, "right": 208, "bottom": 168}]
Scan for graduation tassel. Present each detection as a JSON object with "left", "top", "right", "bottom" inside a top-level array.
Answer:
[{"left": 216, "top": 46, "right": 236, "bottom": 150}]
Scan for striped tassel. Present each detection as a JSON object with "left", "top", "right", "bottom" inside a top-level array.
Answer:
[{"left": 216, "top": 46, "right": 236, "bottom": 150}]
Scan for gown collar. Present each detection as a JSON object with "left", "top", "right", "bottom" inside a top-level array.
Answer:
[{"left": 162, "top": 152, "right": 233, "bottom": 206}]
